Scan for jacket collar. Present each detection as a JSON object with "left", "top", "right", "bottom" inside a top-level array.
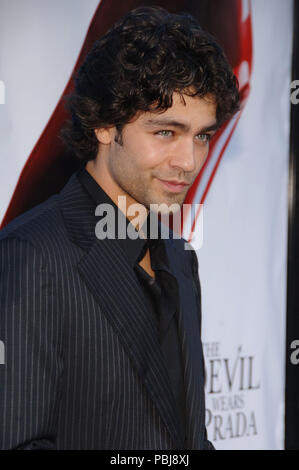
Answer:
[
  {"left": 59, "top": 170, "right": 201, "bottom": 448},
  {"left": 59, "top": 171, "right": 185, "bottom": 446}
]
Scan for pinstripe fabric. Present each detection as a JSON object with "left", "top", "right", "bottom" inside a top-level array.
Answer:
[{"left": 0, "top": 171, "right": 213, "bottom": 450}]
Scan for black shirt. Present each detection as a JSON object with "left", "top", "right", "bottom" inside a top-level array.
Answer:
[{"left": 77, "top": 167, "right": 186, "bottom": 441}]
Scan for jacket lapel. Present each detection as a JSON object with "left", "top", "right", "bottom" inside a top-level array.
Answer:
[
  {"left": 59, "top": 172, "right": 184, "bottom": 448},
  {"left": 164, "top": 240, "right": 206, "bottom": 449}
]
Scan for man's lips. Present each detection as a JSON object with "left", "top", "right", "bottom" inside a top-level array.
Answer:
[{"left": 156, "top": 178, "right": 189, "bottom": 193}]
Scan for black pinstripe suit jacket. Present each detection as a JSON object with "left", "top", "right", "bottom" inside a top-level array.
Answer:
[{"left": 0, "top": 170, "right": 213, "bottom": 450}]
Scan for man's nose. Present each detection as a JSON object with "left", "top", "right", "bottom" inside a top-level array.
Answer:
[{"left": 168, "top": 138, "right": 198, "bottom": 173}]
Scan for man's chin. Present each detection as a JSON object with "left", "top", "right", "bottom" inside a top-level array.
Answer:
[{"left": 148, "top": 199, "right": 183, "bottom": 215}]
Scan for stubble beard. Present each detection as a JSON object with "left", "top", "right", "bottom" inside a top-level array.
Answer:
[{"left": 131, "top": 176, "right": 187, "bottom": 215}]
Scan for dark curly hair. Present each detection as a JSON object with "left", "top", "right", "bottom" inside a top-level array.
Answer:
[{"left": 61, "top": 6, "right": 240, "bottom": 162}]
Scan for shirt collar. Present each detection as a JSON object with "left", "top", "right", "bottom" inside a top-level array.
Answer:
[{"left": 77, "top": 166, "right": 160, "bottom": 268}]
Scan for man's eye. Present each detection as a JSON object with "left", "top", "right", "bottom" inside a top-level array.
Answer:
[
  {"left": 195, "top": 133, "right": 211, "bottom": 143},
  {"left": 156, "top": 130, "right": 173, "bottom": 137}
]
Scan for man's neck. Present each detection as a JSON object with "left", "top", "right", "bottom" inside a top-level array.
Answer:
[{"left": 85, "top": 160, "right": 149, "bottom": 235}]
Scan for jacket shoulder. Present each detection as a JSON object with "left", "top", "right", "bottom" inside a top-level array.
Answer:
[
  {"left": 169, "top": 232, "right": 197, "bottom": 268},
  {"left": 0, "top": 193, "right": 62, "bottom": 246},
  {"left": 0, "top": 170, "right": 84, "bottom": 249}
]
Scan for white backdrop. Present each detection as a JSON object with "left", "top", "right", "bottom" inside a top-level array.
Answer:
[
  {"left": 0, "top": 0, "right": 100, "bottom": 217},
  {"left": 186, "top": 0, "right": 292, "bottom": 450},
  {"left": 0, "top": 0, "right": 293, "bottom": 449}
]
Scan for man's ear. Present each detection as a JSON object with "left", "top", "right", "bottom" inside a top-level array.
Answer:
[{"left": 94, "top": 127, "right": 114, "bottom": 145}]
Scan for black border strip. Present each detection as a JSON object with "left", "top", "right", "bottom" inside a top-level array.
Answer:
[{"left": 285, "top": 0, "right": 299, "bottom": 451}]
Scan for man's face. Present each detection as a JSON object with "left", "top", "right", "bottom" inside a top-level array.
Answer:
[{"left": 95, "top": 92, "right": 217, "bottom": 213}]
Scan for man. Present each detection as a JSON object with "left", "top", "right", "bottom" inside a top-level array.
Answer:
[{"left": 0, "top": 7, "right": 239, "bottom": 449}]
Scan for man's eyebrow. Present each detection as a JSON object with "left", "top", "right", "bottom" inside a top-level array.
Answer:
[
  {"left": 143, "top": 118, "right": 219, "bottom": 133},
  {"left": 200, "top": 122, "right": 219, "bottom": 133}
]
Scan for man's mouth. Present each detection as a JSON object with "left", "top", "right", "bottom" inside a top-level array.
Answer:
[{"left": 156, "top": 178, "right": 189, "bottom": 193}]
